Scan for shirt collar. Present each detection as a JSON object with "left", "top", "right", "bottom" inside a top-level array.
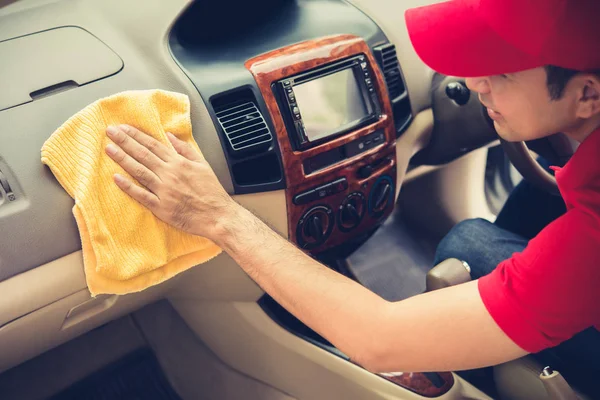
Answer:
[{"left": 554, "top": 127, "right": 600, "bottom": 209}]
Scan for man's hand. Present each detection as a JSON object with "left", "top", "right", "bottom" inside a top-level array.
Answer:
[{"left": 104, "top": 124, "right": 236, "bottom": 240}]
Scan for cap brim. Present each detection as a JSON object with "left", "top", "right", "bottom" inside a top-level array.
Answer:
[{"left": 405, "top": 1, "right": 544, "bottom": 77}]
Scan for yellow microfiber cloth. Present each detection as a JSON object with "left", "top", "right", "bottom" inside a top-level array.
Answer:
[{"left": 41, "top": 89, "right": 222, "bottom": 296}]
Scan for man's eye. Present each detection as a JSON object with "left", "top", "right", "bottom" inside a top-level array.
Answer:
[{"left": 499, "top": 74, "right": 509, "bottom": 79}]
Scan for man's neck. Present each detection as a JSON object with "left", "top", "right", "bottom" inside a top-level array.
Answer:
[{"left": 565, "top": 115, "right": 600, "bottom": 143}]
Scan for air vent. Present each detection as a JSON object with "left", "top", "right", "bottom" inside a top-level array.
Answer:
[
  {"left": 214, "top": 97, "right": 273, "bottom": 156},
  {"left": 374, "top": 44, "right": 405, "bottom": 100}
]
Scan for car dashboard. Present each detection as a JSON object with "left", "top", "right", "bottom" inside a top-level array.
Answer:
[
  {"left": 0, "top": 2, "right": 472, "bottom": 398},
  {"left": 0, "top": 0, "right": 418, "bottom": 279}
]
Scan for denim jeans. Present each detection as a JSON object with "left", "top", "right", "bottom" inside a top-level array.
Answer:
[
  {"left": 433, "top": 176, "right": 600, "bottom": 397},
  {"left": 433, "top": 158, "right": 567, "bottom": 274}
]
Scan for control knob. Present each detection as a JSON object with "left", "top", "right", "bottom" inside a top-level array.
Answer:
[
  {"left": 338, "top": 192, "right": 366, "bottom": 232},
  {"left": 369, "top": 176, "right": 394, "bottom": 217},
  {"left": 304, "top": 214, "right": 324, "bottom": 242},
  {"left": 296, "top": 205, "right": 334, "bottom": 250}
]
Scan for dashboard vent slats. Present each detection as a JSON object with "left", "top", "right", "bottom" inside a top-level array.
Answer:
[
  {"left": 214, "top": 99, "right": 273, "bottom": 155},
  {"left": 374, "top": 44, "right": 405, "bottom": 100},
  {"left": 373, "top": 43, "right": 412, "bottom": 138}
]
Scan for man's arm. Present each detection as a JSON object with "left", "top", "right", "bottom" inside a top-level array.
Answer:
[
  {"left": 217, "top": 204, "right": 527, "bottom": 372},
  {"left": 105, "top": 124, "right": 527, "bottom": 372}
]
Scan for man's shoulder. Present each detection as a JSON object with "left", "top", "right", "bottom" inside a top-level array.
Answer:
[
  {"left": 516, "top": 208, "right": 600, "bottom": 282},
  {"left": 478, "top": 206, "right": 600, "bottom": 353}
]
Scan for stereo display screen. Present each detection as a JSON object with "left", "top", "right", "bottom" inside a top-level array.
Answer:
[{"left": 293, "top": 68, "right": 370, "bottom": 143}]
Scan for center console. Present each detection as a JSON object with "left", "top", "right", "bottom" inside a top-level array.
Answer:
[{"left": 246, "top": 35, "right": 397, "bottom": 253}]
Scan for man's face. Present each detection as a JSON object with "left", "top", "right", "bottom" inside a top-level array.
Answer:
[{"left": 465, "top": 67, "right": 577, "bottom": 142}]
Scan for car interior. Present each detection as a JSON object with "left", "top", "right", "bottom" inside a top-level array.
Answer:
[{"left": 0, "top": 0, "right": 584, "bottom": 399}]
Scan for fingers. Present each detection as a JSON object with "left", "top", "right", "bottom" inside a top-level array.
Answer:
[
  {"left": 113, "top": 174, "right": 160, "bottom": 209},
  {"left": 105, "top": 143, "right": 161, "bottom": 192},
  {"left": 167, "top": 132, "right": 204, "bottom": 162},
  {"left": 118, "top": 125, "right": 176, "bottom": 162},
  {"left": 106, "top": 125, "right": 163, "bottom": 170}
]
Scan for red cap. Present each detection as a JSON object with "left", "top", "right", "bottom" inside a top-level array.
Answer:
[{"left": 405, "top": 0, "right": 600, "bottom": 77}]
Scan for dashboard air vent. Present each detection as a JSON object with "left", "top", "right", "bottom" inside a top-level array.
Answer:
[
  {"left": 374, "top": 44, "right": 405, "bottom": 100},
  {"left": 214, "top": 98, "right": 273, "bottom": 155}
]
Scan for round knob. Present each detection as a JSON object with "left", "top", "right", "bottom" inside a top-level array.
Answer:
[
  {"left": 304, "top": 214, "right": 324, "bottom": 241},
  {"left": 296, "top": 206, "right": 334, "bottom": 250},
  {"left": 373, "top": 183, "right": 391, "bottom": 213},
  {"left": 445, "top": 81, "right": 470, "bottom": 106},
  {"left": 369, "top": 176, "right": 394, "bottom": 218},
  {"left": 338, "top": 192, "right": 366, "bottom": 232},
  {"left": 343, "top": 203, "right": 360, "bottom": 224}
]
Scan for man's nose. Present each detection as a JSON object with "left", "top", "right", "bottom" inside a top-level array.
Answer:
[{"left": 465, "top": 77, "right": 491, "bottom": 94}]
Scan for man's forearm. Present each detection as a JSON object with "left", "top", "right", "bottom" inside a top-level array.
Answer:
[
  {"left": 215, "top": 203, "right": 391, "bottom": 366},
  {"left": 213, "top": 203, "right": 527, "bottom": 373}
]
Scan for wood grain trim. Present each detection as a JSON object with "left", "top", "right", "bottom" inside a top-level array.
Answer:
[
  {"left": 285, "top": 149, "right": 396, "bottom": 249},
  {"left": 380, "top": 372, "right": 455, "bottom": 397},
  {"left": 245, "top": 34, "right": 397, "bottom": 252},
  {"left": 245, "top": 34, "right": 395, "bottom": 183}
]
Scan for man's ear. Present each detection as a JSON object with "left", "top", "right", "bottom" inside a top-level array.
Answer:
[{"left": 575, "top": 73, "right": 600, "bottom": 119}]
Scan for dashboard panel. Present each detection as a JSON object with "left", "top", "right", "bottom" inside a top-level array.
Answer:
[
  {"left": 0, "top": 0, "right": 413, "bottom": 279},
  {"left": 0, "top": 0, "right": 442, "bottom": 388},
  {"left": 0, "top": 0, "right": 416, "bottom": 316}
]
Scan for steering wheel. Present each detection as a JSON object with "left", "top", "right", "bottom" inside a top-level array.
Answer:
[{"left": 499, "top": 133, "right": 578, "bottom": 196}]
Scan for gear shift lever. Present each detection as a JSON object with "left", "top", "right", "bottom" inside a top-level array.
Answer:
[
  {"left": 427, "top": 260, "right": 580, "bottom": 399},
  {"left": 540, "top": 367, "right": 579, "bottom": 400},
  {"left": 426, "top": 258, "right": 472, "bottom": 292}
]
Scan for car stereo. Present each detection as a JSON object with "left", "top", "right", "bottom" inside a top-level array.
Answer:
[{"left": 275, "top": 54, "right": 381, "bottom": 150}]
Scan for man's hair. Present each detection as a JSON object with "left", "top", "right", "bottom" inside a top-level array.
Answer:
[{"left": 546, "top": 65, "right": 600, "bottom": 100}]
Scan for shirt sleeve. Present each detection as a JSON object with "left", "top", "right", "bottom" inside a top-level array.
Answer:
[{"left": 478, "top": 209, "right": 600, "bottom": 353}]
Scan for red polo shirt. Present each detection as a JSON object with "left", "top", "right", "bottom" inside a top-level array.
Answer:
[{"left": 479, "top": 128, "right": 600, "bottom": 353}]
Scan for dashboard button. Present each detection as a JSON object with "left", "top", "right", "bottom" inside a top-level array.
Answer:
[
  {"left": 293, "top": 190, "right": 316, "bottom": 205},
  {"left": 295, "top": 121, "right": 306, "bottom": 137},
  {"left": 316, "top": 187, "right": 329, "bottom": 199},
  {"left": 331, "top": 178, "right": 348, "bottom": 193},
  {"left": 294, "top": 179, "right": 348, "bottom": 206},
  {"left": 357, "top": 165, "right": 374, "bottom": 179}
]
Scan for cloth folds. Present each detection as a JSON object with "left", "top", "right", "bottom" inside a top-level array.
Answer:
[{"left": 41, "top": 90, "right": 222, "bottom": 296}]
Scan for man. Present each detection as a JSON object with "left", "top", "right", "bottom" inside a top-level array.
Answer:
[{"left": 103, "top": 0, "right": 600, "bottom": 394}]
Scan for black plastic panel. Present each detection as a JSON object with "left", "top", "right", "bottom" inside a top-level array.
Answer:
[
  {"left": 373, "top": 43, "right": 413, "bottom": 138},
  {"left": 169, "top": 0, "right": 390, "bottom": 194},
  {"left": 210, "top": 87, "right": 285, "bottom": 190}
]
